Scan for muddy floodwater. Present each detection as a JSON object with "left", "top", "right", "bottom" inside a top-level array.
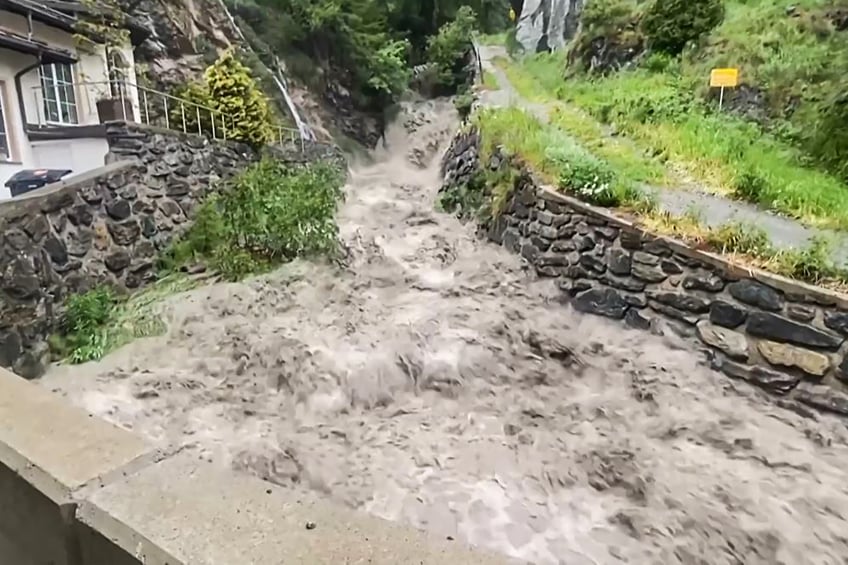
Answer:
[{"left": 44, "top": 101, "right": 848, "bottom": 564}]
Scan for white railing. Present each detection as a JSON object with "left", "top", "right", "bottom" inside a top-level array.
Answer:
[{"left": 29, "top": 77, "right": 306, "bottom": 151}]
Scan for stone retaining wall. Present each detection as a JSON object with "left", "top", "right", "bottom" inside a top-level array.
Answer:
[
  {"left": 441, "top": 127, "right": 848, "bottom": 417},
  {"left": 0, "top": 123, "right": 343, "bottom": 378}
]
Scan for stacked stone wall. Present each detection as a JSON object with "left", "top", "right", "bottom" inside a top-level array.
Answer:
[{"left": 441, "top": 127, "right": 848, "bottom": 417}]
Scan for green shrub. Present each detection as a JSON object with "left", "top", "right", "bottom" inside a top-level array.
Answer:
[
  {"left": 642, "top": 0, "right": 724, "bottom": 55},
  {"left": 426, "top": 6, "right": 478, "bottom": 94},
  {"left": 641, "top": 51, "right": 678, "bottom": 73},
  {"left": 807, "top": 87, "right": 848, "bottom": 183},
  {"left": 454, "top": 92, "right": 474, "bottom": 122},
  {"left": 171, "top": 80, "right": 216, "bottom": 133},
  {"left": 438, "top": 170, "right": 488, "bottom": 220},
  {"left": 582, "top": 0, "right": 638, "bottom": 32},
  {"left": 164, "top": 159, "right": 344, "bottom": 280},
  {"left": 178, "top": 50, "right": 276, "bottom": 145},
  {"left": 60, "top": 287, "right": 116, "bottom": 363},
  {"left": 366, "top": 40, "right": 412, "bottom": 99},
  {"left": 205, "top": 50, "right": 276, "bottom": 145}
]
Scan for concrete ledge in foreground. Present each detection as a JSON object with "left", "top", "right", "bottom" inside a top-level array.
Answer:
[
  {"left": 0, "top": 367, "right": 156, "bottom": 564},
  {"left": 0, "top": 367, "right": 510, "bottom": 564},
  {"left": 77, "top": 450, "right": 511, "bottom": 564}
]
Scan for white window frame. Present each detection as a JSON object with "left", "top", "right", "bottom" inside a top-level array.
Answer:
[
  {"left": 39, "top": 63, "right": 79, "bottom": 126},
  {"left": 0, "top": 81, "right": 13, "bottom": 162}
]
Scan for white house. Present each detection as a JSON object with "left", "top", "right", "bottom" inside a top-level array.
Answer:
[{"left": 0, "top": 0, "right": 146, "bottom": 199}]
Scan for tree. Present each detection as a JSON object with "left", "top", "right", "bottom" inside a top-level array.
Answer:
[
  {"left": 642, "top": 0, "right": 724, "bottom": 55},
  {"left": 426, "top": 5, "right": 478, "bottom": 94},
  {"left": 178, "top": 50, "right": 276, "bottom": 145}
]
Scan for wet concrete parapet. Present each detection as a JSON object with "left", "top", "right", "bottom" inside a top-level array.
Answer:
[
  {"left": 441, "top": 127, "right": 848, "bottom": 419},
  {"left": 0, "top": 367, "right": 509, "bottom": 565}
]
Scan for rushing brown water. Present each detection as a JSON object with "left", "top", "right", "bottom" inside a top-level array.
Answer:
[{"left": 44, "top": 99, "right": 848, "bottom": 564}]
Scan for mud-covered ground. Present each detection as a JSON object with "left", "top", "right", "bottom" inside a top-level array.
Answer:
[{"left": 44, "top": 100, "right": 848, "bottom": 564}]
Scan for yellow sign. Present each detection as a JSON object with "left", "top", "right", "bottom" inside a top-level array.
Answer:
[{"left": 710, "top": 68, "right": 739, "bottom": 88}]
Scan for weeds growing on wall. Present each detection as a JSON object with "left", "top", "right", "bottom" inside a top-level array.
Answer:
[
  {"left": 161, "top": 159, "right": 344, "bottom": 281},
  {"left": 56, "top": 287, "right": 116, "bottom": 363},
  {"left": 52, "top": 276, "right": 197, "bottom": 364},
  {"left": 642, "top": 212, "right": 848, "bottom": 287}
]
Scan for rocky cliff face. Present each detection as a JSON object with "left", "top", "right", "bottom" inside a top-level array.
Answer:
[
  {"left": 124, "top": 0, "right": 370, "bottom": 145},
  {"left": 515, "top": 0, "right": 584, "bottom": 53},
  {"left": 128, "top": 0, "right": 239, "bottom": 89}
]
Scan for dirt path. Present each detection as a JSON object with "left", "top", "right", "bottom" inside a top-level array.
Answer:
[
  {"left": 43, "top": 98, "right": 848, "bottom": 564},
  {"left": 477, "top": 44, "right": 848, "bottom": 267}
]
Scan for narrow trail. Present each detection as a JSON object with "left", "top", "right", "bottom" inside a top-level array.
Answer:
[
  {"left": 476, "top": 44, "right": 848, "bottom": 267},
  {"left": 44, "top": 98, "right": 848, "bottom": 564}
]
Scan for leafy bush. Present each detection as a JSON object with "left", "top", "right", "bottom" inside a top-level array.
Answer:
[
  {"left": 178, "top": 50, "right": 276, "bottom": 146},
  {"left": 641, "top": 51, "right": 679, "bottom": 73},
  {"left": 163, "top": 159, "right": 344, "bottom": 280},
  {"left": 60, "top": 287, "right": 116, "bottom": 363},
  {"left": 426, "top": 6, "right": 478, "bottom": 94},
  {"left": 642, "top": 0, "right": 724, "bottom": 55},
  {"left": 582, "top": 0, "right": 638, "bottom": 32},
  {"left": 454, "top": 92, "right": 474, "bottom": 122},
  {"left": 366, "top": 40, "right": 412, "bottom": 99},
  {"left": 438, "top": 170, "right": 488, "bottom": 220},
  {"left": 807, "top": 87, "right": 848, "bottom": 183}
]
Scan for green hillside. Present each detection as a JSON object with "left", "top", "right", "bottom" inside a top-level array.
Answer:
[{"left": 496, "top": 0, "right": 848, "bottom": 229}]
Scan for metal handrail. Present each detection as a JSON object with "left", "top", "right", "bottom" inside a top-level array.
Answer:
[{"left": 30, "top": 76, "right": 305, "bottom": 150}]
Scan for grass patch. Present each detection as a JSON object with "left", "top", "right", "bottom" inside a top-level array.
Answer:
[
  {"left": 477, "top": 31, "right": 507, "bottom": 46},
  {"left": 480, "top": 69, "right": 499, "bottom": 90},
  {"left": 493, "top": 54, "right": 670, "bottom": 189},
  {"left": 52, "top": 275, "right": 197, "bottom": 364},
  {"left": 161, "top": 159, "right": 344, "bottom": 280}
]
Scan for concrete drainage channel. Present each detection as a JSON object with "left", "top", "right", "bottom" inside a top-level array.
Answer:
[{"left": 0, "top": 368, "right": 507, "bottom": 564}]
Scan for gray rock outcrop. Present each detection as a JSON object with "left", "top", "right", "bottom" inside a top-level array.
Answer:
[{"left": 515, "top": 0, "right": 584, "bottom": 53}]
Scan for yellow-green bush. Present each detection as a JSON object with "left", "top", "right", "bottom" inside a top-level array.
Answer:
[{"left": 177, "top": 50, "right": 276, "bottom": 145}]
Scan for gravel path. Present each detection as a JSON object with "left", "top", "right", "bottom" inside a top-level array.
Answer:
[
  {"left": 477, "top": 44, "right": 848, "bottom": 267},
  {"left": 42, "top": 97, "right": 848, "bottom": 564}
]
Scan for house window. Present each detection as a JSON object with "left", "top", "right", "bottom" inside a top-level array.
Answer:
[
  {"left": 39, "top": 63, "right": 78, "bottom": 125},
  {"left": 0, "top": 83, "right": 11, "bottom": 161}
]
